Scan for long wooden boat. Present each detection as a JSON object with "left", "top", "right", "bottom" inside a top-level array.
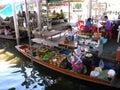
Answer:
[
  {"left": 15, "top": 44, "right": 120, "bottom": 89},
  {"left": 0, "top": 34, "right": 28, "bottom": 39},
  {"left": 0, "top": 34, "right": 16, "bottom": 39},
  {"left": 0, "top": 28, "right": 27, "bottom": 40}
]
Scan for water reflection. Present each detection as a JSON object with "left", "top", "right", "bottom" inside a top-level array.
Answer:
[
  {"left": 0, "top": 44, "right": 58, "bottom": 90},
  {"left": 20, "top": 60, "right": 45, "bottom": 90}
]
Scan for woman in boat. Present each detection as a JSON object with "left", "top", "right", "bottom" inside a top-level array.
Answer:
[
  {"left": 64, "top": 25, "right": 76, "bottom": 41},
  {"left": 68, "top": 46, "right": 84, "bottom": 73}
]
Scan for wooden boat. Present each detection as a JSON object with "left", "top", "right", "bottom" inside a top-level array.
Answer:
[
  {"left": 0, "top": 34, "right": 16, "bottom": 39},
  {"left": 0, "top": 28, "right": 27, "bottom": 40},
  {"left": 15, "top": 44, "right": 120, "bottom": 89},
  {"left": 0, "top": 31, "right": 28, "bottom": 40}
]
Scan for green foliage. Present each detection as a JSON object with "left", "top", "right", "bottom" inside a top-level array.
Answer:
[
  {"left": 39, "top": 51, "right": 53, "bottom": 61},
  {"left": 74, "top": 3, "right": 82, "bottom": 9}
]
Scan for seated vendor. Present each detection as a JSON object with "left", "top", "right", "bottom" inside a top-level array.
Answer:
[
  {"left": 100, "top": 16, "right": 111, "bottom": 37},
  {"left": 59, "top": 9, "right": 65, "bottom": 19},
  {"left": 51, "top": 10, "right": 57, "bottom": 20},
  {"left": 85, "top": 17, "right": 92, "bottom": 32},
  {"left": 64, "top": 25, "right": 76, "bottom": 41}
]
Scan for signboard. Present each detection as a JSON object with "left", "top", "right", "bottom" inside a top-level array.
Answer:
[{"left": 93, "top": 3, "right": 107, "bottom": 11}]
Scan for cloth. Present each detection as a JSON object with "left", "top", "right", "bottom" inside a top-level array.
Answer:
[{"left": 64, "top": 29, "right": 75, "bottom": 37}]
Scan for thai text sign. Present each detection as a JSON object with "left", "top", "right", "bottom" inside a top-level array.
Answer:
[{"left": 93, "top": 3, "right": 106, "bottom": 11}]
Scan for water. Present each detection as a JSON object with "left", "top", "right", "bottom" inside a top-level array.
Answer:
[{"left": 0, "top": 38, "right": 115, "bottom": 90}]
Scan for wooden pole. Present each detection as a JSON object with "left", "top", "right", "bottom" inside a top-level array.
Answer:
[
  {"left": 12, "top": 1, "right": 19, "bottom": 45},
  {"left": 88, "top": 0, "right": 92, "bottom": 18},
  {"left": 24, "top": 0, "right": 32, "bottom": 45},
  {"left": 36, "top": 0, "right": 41, "bottom": 31},
  {"left": 68, "top": 1, "right": 70, "bottom": 23}
]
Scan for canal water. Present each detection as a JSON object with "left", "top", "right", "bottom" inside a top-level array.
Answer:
[{"left": 0, "top": 38, "right": 112, "bottom": 90}]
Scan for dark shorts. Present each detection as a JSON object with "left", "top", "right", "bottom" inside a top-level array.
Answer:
[{"left": 66, "top": 36, "right": 74, "bottom": 41}]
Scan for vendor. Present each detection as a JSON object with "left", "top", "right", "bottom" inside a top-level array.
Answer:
[
  {"left": 70, "top": 46, "right": 84, "bottom": 72},
  {"left": 100, "top": 16, "right": 111, "bottom": 37},
  {"left": 51, "top": 10, "right": 57, "bottom": 20},
  {"left": 59, "top": 9, "right": 65, "bottom": 19},
  {"left": 85, "top": 17, "right": 92, "bottom": 32},
  {"left": 64, "top": 25, "right": 76, "bottom": 41}
]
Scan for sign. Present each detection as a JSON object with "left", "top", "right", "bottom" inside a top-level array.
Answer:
[{"left": 93, "top": 3, "right": 107, "bottom": 11}]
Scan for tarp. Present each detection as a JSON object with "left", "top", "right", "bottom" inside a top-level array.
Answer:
[{"left": 0, "top": 4, "right": 21, "bottom": 19}]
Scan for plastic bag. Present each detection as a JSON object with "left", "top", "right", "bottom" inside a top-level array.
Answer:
[
  {"left": 99, "top": 59, "right": 104, "bottom": 69},
  {"left": 101, "top": 37, "right": 107, "bottom": 44}
]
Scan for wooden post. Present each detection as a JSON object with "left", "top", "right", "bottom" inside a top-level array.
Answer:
[
  {"left": 12, "top": 1, "right": 19, "bottom": 45},
  {"left": 36, "top": 0, "right": 42, "bottom": 31}
]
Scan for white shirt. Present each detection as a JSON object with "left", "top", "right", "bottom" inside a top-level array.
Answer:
[{"left": 64, "top": 29, "right": 75, "bottom": 37}]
